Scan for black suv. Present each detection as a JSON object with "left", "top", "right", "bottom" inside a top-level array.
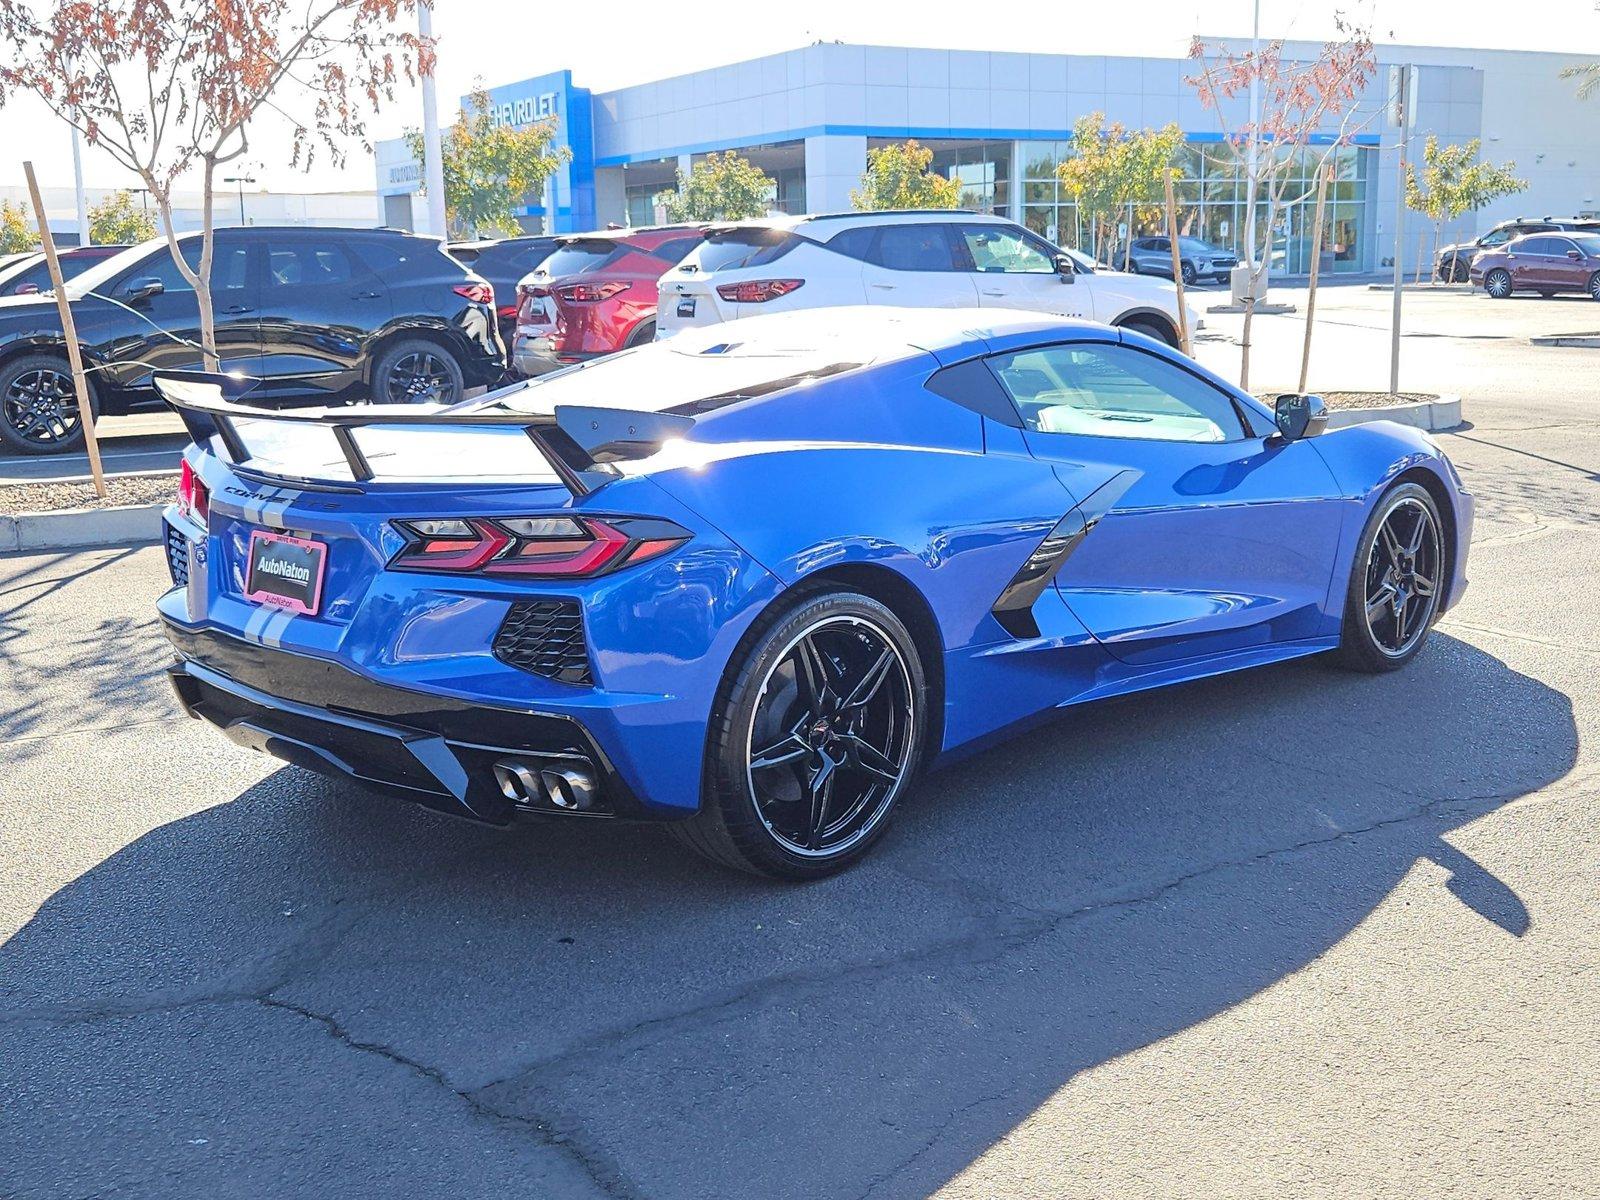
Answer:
[
  {"left": 1437, "top": 216, "right": 1600, "bottom": 282},
  {"left": 0, "top": 227, "right": 504, "bottom": 455},
  {"left": 448, "top": 235, "right": 558, "bottom": 344}
]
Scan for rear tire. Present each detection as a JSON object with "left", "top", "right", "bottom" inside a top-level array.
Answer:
[
  {"left": 1334, "top": 482, "right": 1444, "bottom": 673},
  {"left": 670, "top": 588, "right": 928, "bottom": 880},
  {"left": 0, "top": 353, "right": 92, "bottom": 455},
  {"left": 1120, "top": 315, "right": 1181, "bottom": 349},
  {"left": 1484, "top": 269, "right": 1513, "bottom": 299},
  {"left": 370, "top": 339, "right": 464, "bottom": 405}
]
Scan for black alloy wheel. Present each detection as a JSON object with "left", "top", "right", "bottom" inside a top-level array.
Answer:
[
  {"left": 1451, "top": 259, "right": 1470, "bottom": 283},
  {"left": 1485, "top": 269, "right": 1513, "bottom": 299},
  {"left": 0, "top": 356, "right": 85, "bottom": 454},
  {"left": 1180, "top": 261, "right": 1197, "bottom": 286},
  {"left": 384, "top": 349, "right": 454, "bottom": 404},
  {"left": 674, "top": 589, "right": 926, "bottom": 878},
  {"left": 743, "top": 616, "right": 916, "bottom": 858},
  {"left": 1336, "top": 483, "right": 1444, "bottom": 672}
]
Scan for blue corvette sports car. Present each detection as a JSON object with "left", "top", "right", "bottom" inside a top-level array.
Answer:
[{"left": 157, "top": 307, "right": 1472, "bottom": 878}]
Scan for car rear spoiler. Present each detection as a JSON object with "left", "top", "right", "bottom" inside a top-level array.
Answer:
[{"left": 152, "top": 371, "right": 694, "bottom": 496}]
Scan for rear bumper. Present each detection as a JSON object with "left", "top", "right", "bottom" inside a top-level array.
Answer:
[{"left": 163, "top": 621, "right": 658, "bottom": 825}]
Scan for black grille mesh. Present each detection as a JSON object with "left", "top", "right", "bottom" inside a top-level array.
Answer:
[
  {"left": 165, "top": 524, "right": 190, "bottom": 588},
  {"left": 493, "top": 598, "right": 591, "bottom": 685}
]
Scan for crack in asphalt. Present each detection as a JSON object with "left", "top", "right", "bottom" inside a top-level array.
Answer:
[{"left": 256, "top": 995, "right": 643, "bottom": 1200}]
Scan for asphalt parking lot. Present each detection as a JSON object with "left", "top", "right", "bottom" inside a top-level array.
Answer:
[{"left": 2, "top": 285, "right": 1597, "bottom": 1199}]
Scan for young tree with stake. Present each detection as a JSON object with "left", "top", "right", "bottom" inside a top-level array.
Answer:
[
  {"left": 1404, "top": 136, "right": 1526, "bottom": 284},
  {"left": 1187, "top": 26, "right": 1377, "bottom": 389},
  {"left": 0, "top": 0, "right": 434, "bottom": 372}
]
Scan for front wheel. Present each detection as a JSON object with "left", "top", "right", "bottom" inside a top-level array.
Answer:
[
  {"left": 1589, "top": 271, "right": 1600, "bottom": 301},
  {"left": 370, "top": 339, "right": 464, "bottom": 405},
  {"left": 1484, "top": 269, "right": 1513, "bottom": 299},
  {"left": 1451, "top": 259, "right": 1470, "bottom": 283},
  {"left": 671, "top": 589, "right": 927, "bottom": 879},
  {"left": 1335, "top": 482, "right": 1444, "bottom": 673},
  {"left": 1180, "top": 261, "right": 1197, "bottom": 286}
]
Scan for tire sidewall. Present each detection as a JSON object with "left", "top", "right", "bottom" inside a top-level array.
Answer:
[
  {"left": 704, "top": 589, "right": 928, "bottom": 879},
  {"left": 1339, "top": 482, "right": 1443, "bottom": 672},
  {"left": 371, "top": 339, "right": 464, "bottom": 405},
  {"left": 0, "top": 353, "right": 93, "bottom": 455}
]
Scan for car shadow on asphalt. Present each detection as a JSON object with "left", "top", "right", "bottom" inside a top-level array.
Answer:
[{"left": 0, "top": 633, "right": 1576, "bottom": 1199}]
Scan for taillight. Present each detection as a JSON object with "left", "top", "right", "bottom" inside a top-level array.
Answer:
[
  {"left": 716, "top": 279, "right": 804, "bottom": 303},
  {"left": 389, "top": 515, "right": 688, "bottom": 578},
  {"left": 555, "top": 281, "right": 629, "bottom": 303},
  {"left": 497, "top": 304, "right": 518, "bottom": 318},
  {"left": 177, "top": 459, "right": 209, "bottom": 528},
  {"left": 454, "top": 282, "right": 494, "bottom": 305}
]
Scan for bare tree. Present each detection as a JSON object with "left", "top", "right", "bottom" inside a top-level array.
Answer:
[
  {"left": 1187, "top": 25, "right": 1377, "bottom": 389},
  {"left": 0, "top": 0, "right": 433, "bottom": 370}
]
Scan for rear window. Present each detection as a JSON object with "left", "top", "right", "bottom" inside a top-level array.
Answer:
[
  {"left": 479, "top": 241, "right": 556, "bottom": 274},
  {"left": 694, "top": 230, "right": 798, "bottom": 272},
  {"left": 539, "top": 240, "right": 623, "bottom": 277},
  {"left": 349, "top": 237, "right": 450, "bottom": 278}
]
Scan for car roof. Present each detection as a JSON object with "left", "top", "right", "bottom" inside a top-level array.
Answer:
[{"left": 556, "top": 224, "right": 704, "bottom": 246}]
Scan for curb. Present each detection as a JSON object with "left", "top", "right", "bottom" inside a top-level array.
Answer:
[
  {"left": 0, "top": 502, "right": 165, "bottom": 554},
  {"left": 1530, "top": 332, "right": 1600, "bottom": 348},
  {"left": 1205, "top": 302, "right": 1298, "bottom": 315},
  {"left": 1324, "top": 394, "right": 1462, "bottom": 433}
]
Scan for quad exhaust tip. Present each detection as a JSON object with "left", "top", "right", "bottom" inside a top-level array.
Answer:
[{"left": 493, "top": 758, "right": 600, "bottom": 813}]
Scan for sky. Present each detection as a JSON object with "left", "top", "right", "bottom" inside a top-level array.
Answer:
[{"left": 3, "top": 0, "right": 1598, "bottom": 196}]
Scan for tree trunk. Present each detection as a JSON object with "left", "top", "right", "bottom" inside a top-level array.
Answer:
[
  {"left": 1239, "top": 297, "right": 1254, "bottom": 392},
  {"left": 196, "top": 158, "right": 220, "bottom": 372}
]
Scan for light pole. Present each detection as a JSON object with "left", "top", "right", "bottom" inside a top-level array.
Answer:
[
  {"left": 70, "top": 126, "right": 90, "bottom": 246},
  {"left": 419, "top": 0, "right": 447, "bottom": 239},
  {"left": 223, "top": 173, "right": 256, "bottom": 226},
  {"left": 1242, "top": 0, "right": 1261, "bottom": 284}
]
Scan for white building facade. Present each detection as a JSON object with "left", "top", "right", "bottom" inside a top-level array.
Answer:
[{"left": 375, "top": 40, "right": 1600, "bottom": 274}]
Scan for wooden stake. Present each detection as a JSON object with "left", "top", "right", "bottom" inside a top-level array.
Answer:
[
  {"left": 23, "top": 160, "right": 106, "bottom": 498},
  {"left": 1298, "top": 163, "right": 1332, "bottom": 395},
  {"left": 1164, "top": 172, "right": 1191, "bottom": 357}
]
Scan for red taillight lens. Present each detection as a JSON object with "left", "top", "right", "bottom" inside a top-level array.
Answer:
[
  {"left": 177, "top": 460, "right": 209, "bottom": 528},
  {"left": 555, "top": 281, "right": 629, "bottom": 303},
  {"left": 716, "top": 279, "right": 804, "bottom": 303},
  {"left": 454, "top": 282, "right": 494, "bottom": 305},
  {"left": 389, "top": 515, "right": 688, "bottom": 578}
]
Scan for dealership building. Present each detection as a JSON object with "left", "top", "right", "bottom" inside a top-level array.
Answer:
[{"left": 375, "top": 40, "right": 1599, "bottom": 275}]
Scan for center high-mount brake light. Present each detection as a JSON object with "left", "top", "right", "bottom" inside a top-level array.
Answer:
[
  {"left": 389, "top": 515, "right": 689, "bottom": 578},
  {"left": 716, "top": 279, "right": 804, "bottom": 303},
  {"left": 177, "top": 460, "right": 210, "bottom": 528},
  {"left": 556, "top": 281, "right": 629, "bottom": 303},
  {"left": 454, "top": 282, "right": 494, "bottom": 305}
]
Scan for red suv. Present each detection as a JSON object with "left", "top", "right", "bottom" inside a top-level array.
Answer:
[{"left": 510, "top": 225, "right": 704, "bottom": 376}]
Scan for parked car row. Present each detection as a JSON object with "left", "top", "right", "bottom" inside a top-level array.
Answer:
[
  {"left": 497, "top": 211, "right": 1199, "bottom": 382},
  {"left": 1469, "top": 229, "right": 1600, "bottom": 301},
  {"left": 1436, "top": 215, "right": 1600, "bottom": 283},
  {"left": 1, "top": 212, "right": 1203, "bottom": 456}
]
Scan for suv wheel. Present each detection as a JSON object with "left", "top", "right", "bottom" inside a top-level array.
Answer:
[
  {"left": 1119, "top": 315, "right": 1180, "bottom": 350},
  {"left": 1180, "top": 261, "right": 1197, "bottom": 286},
  {"left": 0, "top": 353, "right": 91, "bottom": 455},
  {"left": 371, "top": 339, "right": 465, "bottom": 405}
]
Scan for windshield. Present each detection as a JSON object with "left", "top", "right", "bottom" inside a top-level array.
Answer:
[
  {"left": 63, "top": 238, "right": 169, "bottom": 298},
  {"left": 1180, "top": 238, "right": 1220, "bottom": 253},
  {"left": 1572, "top": 234, "right": 1600, "bottom": 254}
]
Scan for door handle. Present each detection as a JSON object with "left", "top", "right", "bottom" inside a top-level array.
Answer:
[
  {"left": 981, "top": 289, "right": 1006, "bottom": 297},
  {"left": 221, "top": 304, "right": 255, "bottom": 314},
  {"left": 869, "top": 282, "right": 897, "bottom": 290},
  {"left": 351, "top": 290, "right": 381, "bottom": 300}
]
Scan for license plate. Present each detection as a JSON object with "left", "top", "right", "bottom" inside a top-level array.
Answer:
[
  {"left": 676, "top": 296, "right": 697, "bottom": 318},
  {"left": 245, "top": 530, "right": 327, "bottom": 616}
]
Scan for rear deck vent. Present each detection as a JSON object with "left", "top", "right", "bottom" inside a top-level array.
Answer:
[
  {"left": 165, "top": 524, "right": 190, "bottom": 588},
  {"left": 493, "top": 598, "right": 592, "bottom": 686}
]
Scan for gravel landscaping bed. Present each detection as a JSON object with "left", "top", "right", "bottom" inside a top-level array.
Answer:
[
  {"left": 1257, "top": 390, "right": 1436, "bottom": 409},
  {"left": 0, "top": 472, "right": 176, "bottom": 516}
]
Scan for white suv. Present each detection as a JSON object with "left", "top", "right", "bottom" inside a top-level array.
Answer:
[{"left": 655, "top": 211, "right": 1200, "bottom": 348}]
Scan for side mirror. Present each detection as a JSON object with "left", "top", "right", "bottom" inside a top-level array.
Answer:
[
  {"left": 1568, "top": 249, "right": 1582, "bottom": 260},
  {"left": 124, "top": 277, "right": 165, "bottom": 303},
  {"left": 1273, "top": 393, "right": 1329, "bottom": 442},
  {"left": 1054, "top": 253, "right": 1076, "bottom": 283},
  {"left": 13, "top": 282, "right": 39, "bottom": 295}
]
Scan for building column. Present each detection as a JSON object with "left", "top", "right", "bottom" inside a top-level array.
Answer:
[{"left": 804, "top": 134, "right": 867, "bottom": 215}]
